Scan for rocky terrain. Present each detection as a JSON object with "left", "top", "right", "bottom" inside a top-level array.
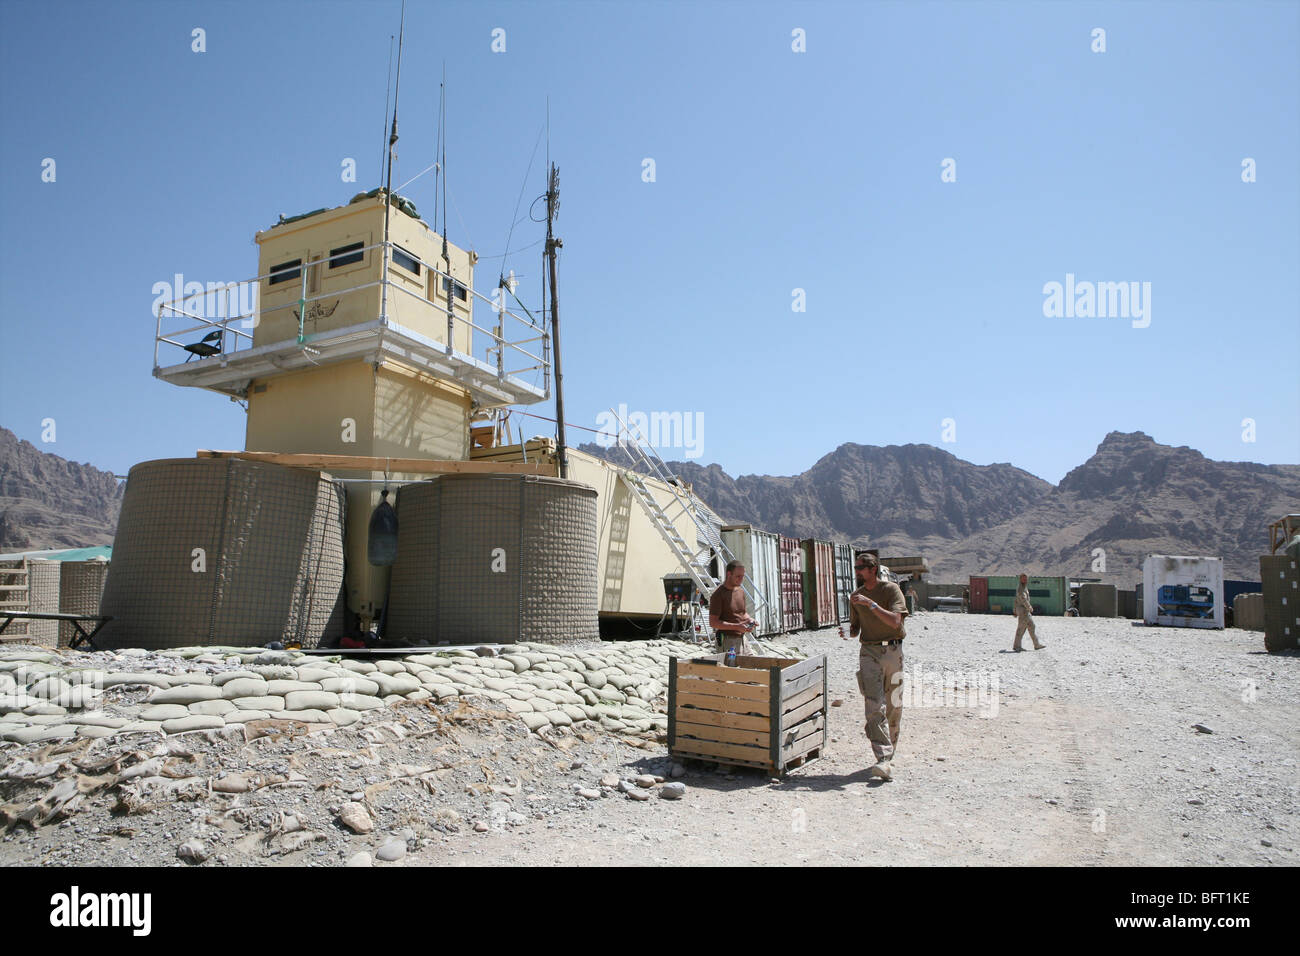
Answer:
[
  {"left": 1, "top": 616, "right": 1294, "bottom": 867},
  {"left": 583, "top": 431, "right": 1300, "bottom": 583},
  {"left": 0, "top": 427, "right": 122, "bottom": 552}
]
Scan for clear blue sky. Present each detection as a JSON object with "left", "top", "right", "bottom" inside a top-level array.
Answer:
[{"left": 2, "top": 0, "right": 1297, "bottom": 484}]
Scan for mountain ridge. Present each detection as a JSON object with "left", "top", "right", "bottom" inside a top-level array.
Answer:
[{"left": 577, "top": 430, "right": 1299, "bottom": 583}]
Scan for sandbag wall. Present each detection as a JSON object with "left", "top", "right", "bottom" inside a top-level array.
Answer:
[
  {"left": 98, "top": 458, "right": 348, "bottom": 649},
  {"left": 386, "top": 474, "right": 599, "bottom": 645}
]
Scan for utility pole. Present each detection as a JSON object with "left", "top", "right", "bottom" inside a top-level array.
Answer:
[{"left": 545, "top": 162, "right": 567, "bottom": 479}]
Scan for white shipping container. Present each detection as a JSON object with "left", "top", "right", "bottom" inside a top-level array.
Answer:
[
  {"left": 1142, "top": 555, "right": 1225, "bottom": 629},
  {"left": 720, "top": 525, "right": 783, "bottom": 637}
]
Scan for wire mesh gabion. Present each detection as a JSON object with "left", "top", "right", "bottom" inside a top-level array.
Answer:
[
  {"left": 386, "top": 474, "right": 599, "bottom": 645},
  {"left": 58, "top": 560, "right": 110, "bottom": 647},
  {"left": 26, "top": 560, "right": 61, "bottom": 646},
  {"left": 97, "top": 458, "right": 348, "bottom": 650}
]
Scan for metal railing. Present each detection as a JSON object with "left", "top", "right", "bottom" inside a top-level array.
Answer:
[{"left": 152, "top": 240, "right": 551, "bottom": 394}]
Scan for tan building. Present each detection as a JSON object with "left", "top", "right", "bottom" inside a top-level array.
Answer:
[{"left": 152, "top": 190, "right": 733, "bottom": 632}]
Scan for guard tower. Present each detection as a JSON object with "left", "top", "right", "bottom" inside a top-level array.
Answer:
[{"left": 152, "top": 189, "right": 552, "bottom": 628}]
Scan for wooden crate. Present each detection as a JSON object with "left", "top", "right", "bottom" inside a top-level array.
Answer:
[{"left": 667, "top": 654, "right": 827, "bottom": 774}]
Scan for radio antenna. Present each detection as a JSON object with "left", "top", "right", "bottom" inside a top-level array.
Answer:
[{"left": 378, "top": 34, "right": 394, "bottom": 187}]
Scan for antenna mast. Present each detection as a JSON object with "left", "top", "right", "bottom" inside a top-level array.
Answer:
[
  {"left": 546, "top": 160, "right": 567, "bottom": 479},
  {"left": 380, "top": 1, "right": 405, "bottom": 326}
]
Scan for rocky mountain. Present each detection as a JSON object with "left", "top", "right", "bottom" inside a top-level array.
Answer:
[
  {"left": 2, "top": 423, "right": 1294, "bottom": 585},
  {"left": 0, "top": 427, "right": 123, "bottom": 552},
  {"left": 578, "top": 432, "right": 1300, "bottom": 584}
]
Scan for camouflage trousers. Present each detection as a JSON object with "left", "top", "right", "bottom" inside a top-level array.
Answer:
[{"left": 857, "top": 643, "right": 903, "bottom": 761}]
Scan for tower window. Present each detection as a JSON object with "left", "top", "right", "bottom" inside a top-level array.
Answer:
[
  {"left": 269, "top": 258, "right": 302, "bottom": 285},
  {"left": 441, "top": 277, "right": 468, "bottom": 301},
  {"left": 329, "top": 241, "right": 365, "bottom": 269},
  {"left": 392, "top": 245, "right": 420, "bottom": 275}
]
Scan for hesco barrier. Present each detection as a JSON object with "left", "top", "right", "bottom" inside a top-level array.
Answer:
[
  {"left": 1118, "top": 589, "right": 1138, "bottom": 619},
  {"left": 1233, "top": 593, "right": 1264, "bottom": 631},
  {"left": 58, "top": 561, "right": 110, "bottom": 647},
  {"left": 387, "top": 474, "right": 599, "bottom": 645},
  {"left": 1078, "top": 583, "right": 1118, "bottom": 618},
  {"left": 1260, "top": 554, "right": 1300, "bottom": 652},
  {"left": 98, "top": 458, "right": 348, "bottom": 650},
  {"left": 26, "top": 560, "right": 61, "bottom": 646}
]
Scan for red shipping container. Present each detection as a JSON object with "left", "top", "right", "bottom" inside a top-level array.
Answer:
[
  {"left": 778, "top": 535, "right": 804, "bottom": 632},
  {"left": 801, "top": 539, "right": 837, "bottom": 628}
]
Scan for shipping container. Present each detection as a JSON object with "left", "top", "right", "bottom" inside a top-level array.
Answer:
[
  {"left": 720, "top": 525, "right": 783, "bottom": 637},
  {"left": 984, "top": 575, "right": 1068, "bottom": 615},
  {"left": 800, "top": 539, "right": 837, "bottom": 629},
  {"left": 777, "top": 535, "right": 804, "bottom": 632},
  {"left": 969, "top": 576, "right": 988, "bottom": 613},
  {"left": 833, "top": 542, "right": 854, "bottom": 623},
  {"left": 1142, "top": 555, "right": 1224, "bottom": 629},
  {"left": 1223, "top": 580, "right": 1262, "bottom": 613}
]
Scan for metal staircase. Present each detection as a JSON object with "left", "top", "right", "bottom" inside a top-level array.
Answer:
[{"left": 606, "top": 407, "right": 771, "bottom": 621}]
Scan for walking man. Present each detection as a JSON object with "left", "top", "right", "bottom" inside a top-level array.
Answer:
[
  {"left": 850, "top": 553, "right": 908, "bottom": 780},
  {"left": 709, "top": 560, "right": 757, "bottom": 657},
  {"left": 1013, "top": 573, "right": 1046, "bottom": 651}
]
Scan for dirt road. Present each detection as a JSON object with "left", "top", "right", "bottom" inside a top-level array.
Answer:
[{"left": 446, "top": 614, "right": 1297, "bottom": 866}]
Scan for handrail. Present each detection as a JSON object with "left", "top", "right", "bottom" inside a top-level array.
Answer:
[{"left": 154, "top": 241, "right": 550, "bottom": 390}]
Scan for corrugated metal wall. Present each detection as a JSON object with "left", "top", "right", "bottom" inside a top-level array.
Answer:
[
  {"left": 720, "top": 527, "right": 783, "bottom": 637},
  {"left": 778, "top": 535, "right": 804, "bottom": 632},
  {"left": 984, "top": 575, "right": 1067, "bottom": 615},
  {"left": 800, "top": 539, "right": 836, "bottom": 628},
  {"left": 833, "top": 543, "right": 853, "bottom": 623}
]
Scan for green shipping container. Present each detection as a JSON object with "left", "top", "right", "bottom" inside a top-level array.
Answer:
[{"left": 984, "top": 575, "right": 1068, "bottom": 616}]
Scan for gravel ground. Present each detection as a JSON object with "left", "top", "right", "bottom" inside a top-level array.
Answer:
[{"left": 0, "top": 614, "right": 1294, "bottom": 866}]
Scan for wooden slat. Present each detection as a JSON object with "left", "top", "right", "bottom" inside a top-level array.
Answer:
[
  {"left": 782, "top": 667, "right": 825, "bottom": 699},
  {"left": 674, "top": 720, "right": 768, "bottom": 748},
  {"left": 783, "top": 714, "right": 824, "bottom": 746},
  {"left": 781, "top": 684, "right": 822, "bottom": 714},
  {"left": 783, "top": 731, "right": 823, "bottom": 761},
  {"left": 667, "top": 656, "right": 679, "bottom": 749},
  {"left": 675, "top": 692, "right": 769, "bottom": 719},
  {"left": 676, "top": 676, "right": 770, "bottom": 702},
  {"left": 735, "top": 655, "right": 799, "bottom": 670},
  {"left": 769, "top": 662, "right": 781, "bottom": 769},
  {"left": 783, "top": 696, "right": 824, "bottom": 726},
  {"left": 670, "top": 737, "right": 772, "bottom": 765},
  {"left": 673, "top": 706, "right": 769, "bottom": 732},
  {"left": 779, "top": 655, "right": 823, "bottom": 683},
  {"left": 675, "top": 660, "right": 769, "bottom": 684},
  {"left": 197, "top": 449, "right": 556, "bottom": 475}
]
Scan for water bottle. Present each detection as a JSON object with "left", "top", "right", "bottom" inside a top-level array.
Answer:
[{"left": 726, "top": 645, "right": 737, "bottom": 666}]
